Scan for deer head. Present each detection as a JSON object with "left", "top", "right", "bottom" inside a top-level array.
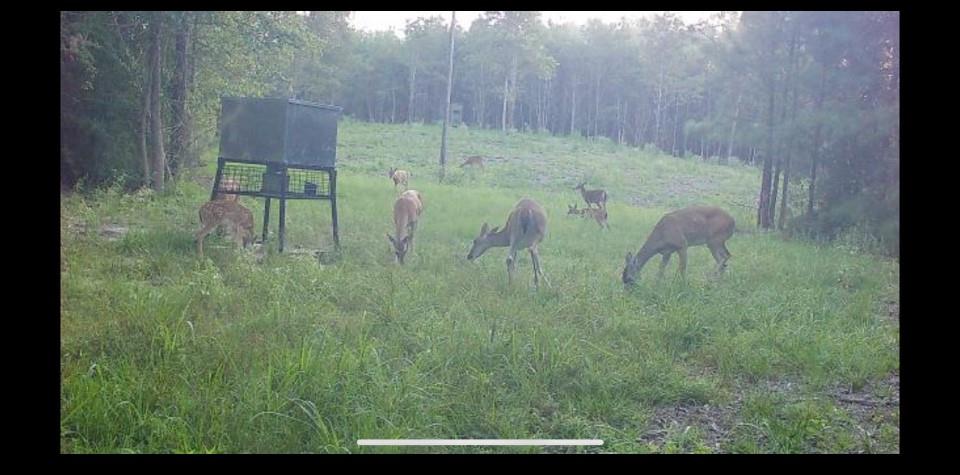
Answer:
[
  {"left": 622, "top": 252, "right": 640, "bottom": 286},
  {"left": 387, "top": 233, "right": 411, "bottom": 264},
  {"left": 466, "top": 223, "right": 500, "bottom": 261}
]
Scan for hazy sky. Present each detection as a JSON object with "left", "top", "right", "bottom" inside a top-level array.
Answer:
[{"left": 348, "top": 11, "right": 719, "bottom": 35}]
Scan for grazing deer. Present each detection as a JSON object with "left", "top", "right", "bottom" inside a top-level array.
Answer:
[
  {"left": 196, "top": 200, "right": 255, "bottom": 258},
  {"left": 214, "top": 178, "right": 241, "bottom": 202},
  {"left": 574, "top": 182, "right": 608, "bottom": 210},
  {"left": 567, "top": 203, "right": 609, "bottom": 229},
  {"left": 621, "top": 206, "right": 735, "bottom": 286},
  {"left": 567, "top": 203, "right": 584, "bottom": 216},
  {"left": 388, "top": 167, "right": 410, "bottom": 191},
  {"left": 387, "top": 191, "right": 422, "bottom": 264},
  {"left": 466, "top": 198, "right": 548, "bottom": 288},
  {"left": 460, "top": 155, "right": 485, "bottom": 170}
]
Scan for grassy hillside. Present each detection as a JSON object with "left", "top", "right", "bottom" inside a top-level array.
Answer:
[{"left": 60, "top": 120, "right": 899, "bottom": 453}]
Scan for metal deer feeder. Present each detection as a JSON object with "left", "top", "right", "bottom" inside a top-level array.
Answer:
[{"left": 212, "top": 97, "right": 343, "bottom": 253}]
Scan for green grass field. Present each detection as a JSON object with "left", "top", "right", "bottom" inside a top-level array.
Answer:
[{"left": 60, "top": 120, "right": 899, "bottom": 453}]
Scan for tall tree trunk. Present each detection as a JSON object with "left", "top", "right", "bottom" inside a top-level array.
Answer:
[
  {"left": 170, "top": 11, "right": 192, "bottom": 176},
  {"left": 407, "top": 58, "right": 417, "bottom": 124},
  {"left": 655, "top": 66, "right": 663, "bottom": 150},
  {"left": 769, "top": 153, "right": 782, "bottom": 225},
  {"left": 508, "top": 53, "right": 518, "bottom": 131},
  {"left": 439, "top": 11, "right": 455, "bottom": 183},
  {"left": 140, "top": 72, "right": 151, "bottom": 188},
  {"left": 477, "top": 63, "right": 485, "bottom": 128},
  {"left": 680, "top": 101, "right": 688, "bottom": 157},
  {"left": 672, "top": 93, "right": 680, "bottom": 155},
  {"left": 501, "top": 72, "right": 509, "bottom": 132},
  {"left": 149, "top": 14, "right": 165, "bottom": 193},
  {"left": 757, "top": 79, "right": 776, "bottom": 229},
  {"left": 569, "top": 74, "right": 577, "bottom": 136},
  {"left": 617, "top": 96, "right": 627, "bottom": 145},
  {"left": 779, "top": 80, "right": 800, "bottom": 231},
  {"left": 391, "top": 88, "right": 397, "bottom": 123},
  {"left": 593, "top": 71, "right": 600, "bottom": 139},
  {"left": 767, "top": 29, "right": 798, "bottom": 227},
  {"left": 725, "top": 90, "right": 742, "bottom": 165},
  {"left": 807, "top": 66, "right": 828, "bottom": 217}
]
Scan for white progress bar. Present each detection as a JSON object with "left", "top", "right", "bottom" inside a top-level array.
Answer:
[{"left": 357, "top": 439, "right": 603, "bottom": 446}]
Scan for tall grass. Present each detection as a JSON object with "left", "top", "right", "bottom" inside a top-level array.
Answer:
[{"left": 60, "top": 120, "right": 899, "bottom": 453}]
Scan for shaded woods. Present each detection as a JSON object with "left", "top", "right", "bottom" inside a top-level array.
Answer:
[{"left": 61, "top": 11, "right": 898, "bottom": 255}]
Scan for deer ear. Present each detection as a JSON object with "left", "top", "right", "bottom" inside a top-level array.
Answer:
[
  {"left": 387, "top": 234, "right": 395, "bottom": 245},
  {"left": 490, "top": 226, "right": 500, "bottom": 234},
  {"left": 480, "top": 223, "right": 489, "bottom": 235}
]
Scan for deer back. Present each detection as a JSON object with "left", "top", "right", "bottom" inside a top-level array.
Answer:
[
  {"left": 393, "top": 194, "right": 420, "bottom": 238},
  {"left": 506, "top": 199, "right": 547, "bottom": 247},
  {"left": 651, "top": 206, "right": 734, "bottom": 249}
]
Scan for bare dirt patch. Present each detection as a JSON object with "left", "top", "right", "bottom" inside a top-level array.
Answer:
[{"left": 636, "top": 375, "right": 899, "bottom": 453}]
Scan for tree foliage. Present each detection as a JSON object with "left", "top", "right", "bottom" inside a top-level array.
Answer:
[{"left": 60, "top": 11, "right": 899, "bottom": 255}]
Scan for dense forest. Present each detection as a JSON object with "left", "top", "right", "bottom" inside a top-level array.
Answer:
[{"left": 60, "top": 11, "right": 899, "bottom": 255}]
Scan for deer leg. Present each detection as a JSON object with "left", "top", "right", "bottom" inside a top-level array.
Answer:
[
  {"left": 676, "top": 247, "right": 688, "bottom": 280},
  {"left": 506, "top": 248, "right": 518, "bottom": 285},
  {"left": 708, "top": 242, "right": 727, "bottom": 276},
  {"left": 530, "top": 246, "right": 549, "bottom": 288},
  {"left": 718, "top": 243, "right": 730, "bottom": 274},
  {"left": 408, "top": 222, "right": 417, "bottom": 253},
  {"left": 529, "top": 247, "right": 548, "bottom": 289},
  {"left": 195, "top": 222, "right": 219, "bottom": 257},
  {"left": 528, "top": 248, "right": 539, "bottom": 288},
  {"left": 708, "top": 244, "right": 722, "bottom": 277},
  {"left": 658, "top": 252, "right": 672, "bottom": 280}
]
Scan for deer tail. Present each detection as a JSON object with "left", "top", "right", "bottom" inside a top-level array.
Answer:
[{"left": 519, "top": 208, "right": 534, "bottom": 235}]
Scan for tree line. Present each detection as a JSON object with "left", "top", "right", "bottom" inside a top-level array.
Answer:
[{"left": 60, "top": 11, "right": 898, "bottom": 255}]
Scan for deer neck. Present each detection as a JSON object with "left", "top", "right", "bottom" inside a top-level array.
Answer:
[
  {"left": 486, "top": 227, "right": 512, "bottom": 248},
  {"left": 634, "top": 241, "right": 665, "bottom": 271}
]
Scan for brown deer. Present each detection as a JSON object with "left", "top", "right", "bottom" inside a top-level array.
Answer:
[
  {"left": 460, "top": 155, "right": 485, "bottom": 169},
  {"left": 574, "top": 182, "right": 608, "bottom": 210},
  {"left": 567, "top": 203, "right": 585, "bottom": 216},
  {"left": 388, "top": 167, "right": 410, "bottom": 191},
  {"left": 621, "top": 206, "right": 735, "bottom": 286},
  {"left": 466, "top": 198, "right": 548, "bottom": 288},
  {"left": 387, "top": 191, "right": 422, "bottom": 264},
  {"left": 196, "top": 200, "right": 255, "bottom": 258},
  {"left": 567, "top": 203, "right": 609, "bottom": 229},
  {"left": 214, "top": 178, "right": 241, "bottom": 202}
]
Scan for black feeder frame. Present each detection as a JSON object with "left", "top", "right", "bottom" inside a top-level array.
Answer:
[{"left": 211, "top": 97, "right": 343, "bottom": 253}]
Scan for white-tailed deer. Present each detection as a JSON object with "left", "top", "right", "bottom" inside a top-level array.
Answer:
[
  {"left": 567, "top": 203, "right": 609, "bottom": 229},
  {"left": 388, "top": 168, "right": 409, "bottom": 191},
  {"left": 621, "top": 206, "right": 735, "bottom": 286},
  {"left": 196, "top": 200, "right": 255, "bottom": 258},
  {"left": 567, "top": 203, "right": 584, "bottom": 216},
  {"left": 460, "top": 155, "right": 485, "bottom": 169},
  {"left": 466, "top": 198, "right": 548, "bottom": 288},
  {"left": 567, "top": 204, "right": 610, "bottom": 229},
  {"left": 574, "top": 182, "right": 608, "bottom": 209},
  {"left": 214, "top": 178, "right": 241, "bottom": 202},
  {"left": 387, "top": 191, "right": 422, "bottom": 264}
]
